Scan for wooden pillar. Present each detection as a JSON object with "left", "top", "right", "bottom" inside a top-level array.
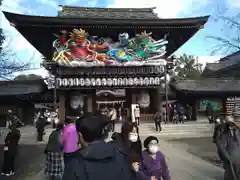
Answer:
[
  {"left": 155, "top": 87, "right": 162, "bottom": 113},
  {"left": 126, "top": 89, "right": 132, "bottom": 108},
  {"left": 59, "top": 93, "right": 66, "bottom": 123},
  {"left": 21, "top": 103, "right": 34, "bottom": 125},
  {"left": 192, "top": 98, "right": 197, "bottom": 121},
  {"left": 132, "top": 92, "right": 137, "bottom": 104},
  {"left": 87, "top": 95, "right": 93, "bottom": 113},
  {"left": 92, "top": 89, "right": 96, "bottom": 113},
  {"left": 125, "top": 89, "right": 132, "bottom": 119}
]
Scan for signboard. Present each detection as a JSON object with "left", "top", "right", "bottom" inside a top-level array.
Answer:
[
  {"left": 199, "top": 99, "right": 222, "bottom": 111},
  {"left": 52, "top": 29, "right": 167, "bottom": 67},
  {"left": 226, "top": 96, "right": 240, "bottom": 116}
]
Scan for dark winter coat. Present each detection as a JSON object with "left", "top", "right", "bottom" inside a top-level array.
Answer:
[
  {"left": 36, "top": 116, "right": 46, "bottom": 131},
  {"left": 5, "top": 128, "right": 21, "bottom": 152},
  {"left": 45, "top": 129, "right": 62, "bottom": 153},
  {"left": 62, "top": 140, "right": 136, "bottom": 180},
  {"left": 216, "top": 123, "right": 240, "bottom": 180},
  {"left": 154, "top": 113, "right": 161, "bottom": 122}
]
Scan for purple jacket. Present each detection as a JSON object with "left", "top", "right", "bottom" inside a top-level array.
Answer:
[
  {"left": 61, "top": 123, "right": 78, "bottom": 153},
  {"left": 140, "top": 150, "right": 171, "bottom": 180}
]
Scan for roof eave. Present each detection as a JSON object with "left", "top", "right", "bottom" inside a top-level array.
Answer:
[{"left": 3, "top": 11, "right": 210, "bottom": 26}]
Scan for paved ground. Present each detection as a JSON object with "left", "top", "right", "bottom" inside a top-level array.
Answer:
[
  {"left": 168, "top": 137, "right": 222, "bottom": 167},
  {"left": 159, "top": 140, "right": 224, "bottom": 180}
]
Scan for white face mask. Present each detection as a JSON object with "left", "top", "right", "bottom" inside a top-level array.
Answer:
[
  {"left": 148, "top": 145, "right": 158, "bottom": 154},
  {"left": 129, "top": 134, "right": 138, "bottom": 142}
]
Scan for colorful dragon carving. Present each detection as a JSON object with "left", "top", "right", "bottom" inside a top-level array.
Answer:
[{"left": 52, "top": 29, "right": 168, "bottom": 66}]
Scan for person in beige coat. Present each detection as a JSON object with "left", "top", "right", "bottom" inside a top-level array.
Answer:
[
  {"left": 109, "top": 108, "right": 117, "bottom": 132},
  {"left": 134, "top": 106, "right": 140, "bottom": 125}
]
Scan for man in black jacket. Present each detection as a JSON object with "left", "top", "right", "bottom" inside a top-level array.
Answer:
[
  {"left": 36, "top": 111, "right": 47, "bottom": 142},
  {"left": 1, "top": 125, "right": 21, "bottom": 176},
  {"left": 154, "top": 112, "right": 162, "bottom": 132},
  {"left": 62, "top": 114, "right": 136, "bottom": 180},
  {"left": 6, "top": 110, "right": 24, "bottom": 128}
]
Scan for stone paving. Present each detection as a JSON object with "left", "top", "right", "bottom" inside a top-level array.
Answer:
[{"left": 158, "top": 140, "right": 224, "bottom": 180}]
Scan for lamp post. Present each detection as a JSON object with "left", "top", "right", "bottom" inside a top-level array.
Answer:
[
  {"left": 43, "top": 61, "right": 58, "bottom": 112},
  {"left": 164, "top": 64, "right": 168, "bottom": 123},
  {"left": 53, "top": 75, "right": 57, "bottom": 111},
  {"left": 164, "top": 56, "right": 175, "bottom": 123}
]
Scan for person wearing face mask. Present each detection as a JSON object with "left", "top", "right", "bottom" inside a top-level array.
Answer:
[
  {"left": 140, "top": 136, "right": 171, "bottom": 180},
  {"left": 62, "top": 114, "right": 136, "bottom": 180},
  {"left": 111, "top": 121, "right": 142, "bottom": 163}
]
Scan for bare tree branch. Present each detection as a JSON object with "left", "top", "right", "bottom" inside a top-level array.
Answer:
[
  {"left": 0, "top": 36, "right": 35, "bottom": 78},
  {"left": 206, "top": 8, "right": 240, "bottom": 55}
]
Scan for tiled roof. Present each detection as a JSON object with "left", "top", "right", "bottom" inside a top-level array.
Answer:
[
  {"left": 173, "top": 78, "right": 240, "bottom": 92},
  {"left": 204, "top": 51, "right": 240, "bottom": 72},
  {"left": 0, "top": 80, "right": 46, "bottom": 95},
  {"left": 219, "top": 51, "right": 240, "bottom": 62},
  {"left": 202, "top": 51, "right": 240, "bottom": 77},
  {"left": 58, "top": 6, "right": 159, "bottom": 19},
  {"left": 204, "top": 63, "right": 229, "bottom": 72},
  {"left": 2, "top": 10, "right": 209, "bottom": 60},
  {"left": 204, "top": 59, "right": 240, "bottom": 72}
]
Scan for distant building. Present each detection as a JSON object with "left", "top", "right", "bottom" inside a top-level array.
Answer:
[
  {"left": 202, "top": 51, "right": 240, "bottom": 78},
  {"left": 171, "top": 51, "right": 240, "bottom": 120}
]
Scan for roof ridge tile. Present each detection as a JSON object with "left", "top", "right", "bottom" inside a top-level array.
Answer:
[{"left": 59, "top": 5, "right": 155, "bottom": 12}]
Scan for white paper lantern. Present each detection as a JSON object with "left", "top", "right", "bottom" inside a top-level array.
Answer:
[
  {"left": 80, "top": 78, "right": 85, "bottom": 86},
  {"left": 154, "top": 77, "right": 160, "bottom": 85},
  {"left": 68, "top": 78, "right": 74, "bottom": 86},
  {"left": 107, "top": 78, "right": 113, "bottom": 86},
  {"left": 128, "top": 78, "right": 134, "bottom": 85},
  {"left": 139, "top": 77, "right": 144, "bottom": 85},
  {"left": 91, "top": 78, "right": 96, "bottom": 86},
  {"left": 96, "top": 78, "right": 101, "bottom": 86},
  {"left": 123, "top": 78, "right": 128, "bottom": 86},
  {"left": 113, "top": 78, "right": 117, "bottom": 86},
  {"left": 137, "top": 92, "right": 150, "bottom": 108},
  {"left": 133, "top": 78, "right": 139, "bottom": 86},
  {"left": 70, "top": 93, "right": 84, "bottom": 109},
  {"left": 144, "top": 77, "right": 149, "bottom": 85},
  {"left": 102, "top": 78, "right": 107, "bottom": 86},
  {"left": 149, "top": 77, "right": 155, "bottom": 85},
  {"left": 63, "top": 78, "right": 68, "bottom": 86},
  {"left": 85, "top": 78, "right": 91, "bottom": 86},
  {"left": 118, "top": 78, "right": 123, "bottom": 86}
]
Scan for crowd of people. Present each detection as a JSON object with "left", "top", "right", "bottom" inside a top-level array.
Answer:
[
  {"left": 2, "top": 106, "right": 240, "bottom": 180},
  {"left": 42, "top": 113, "right": 172, "bottom": 180},
  {"left": 42, "top": 111, "right": 240, "bottom": 180}
]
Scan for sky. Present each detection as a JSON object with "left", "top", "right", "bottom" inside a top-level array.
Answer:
[{"left": 0, "top": 0, "right": 240, "bottom": 76}]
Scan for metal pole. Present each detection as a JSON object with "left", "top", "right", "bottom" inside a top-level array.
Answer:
[
  {"left": 53, "top": 75, "right": 57, "bottom": 111},
  {"left": 165, "top": 65, "right": 168, "bottom": 123}
]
